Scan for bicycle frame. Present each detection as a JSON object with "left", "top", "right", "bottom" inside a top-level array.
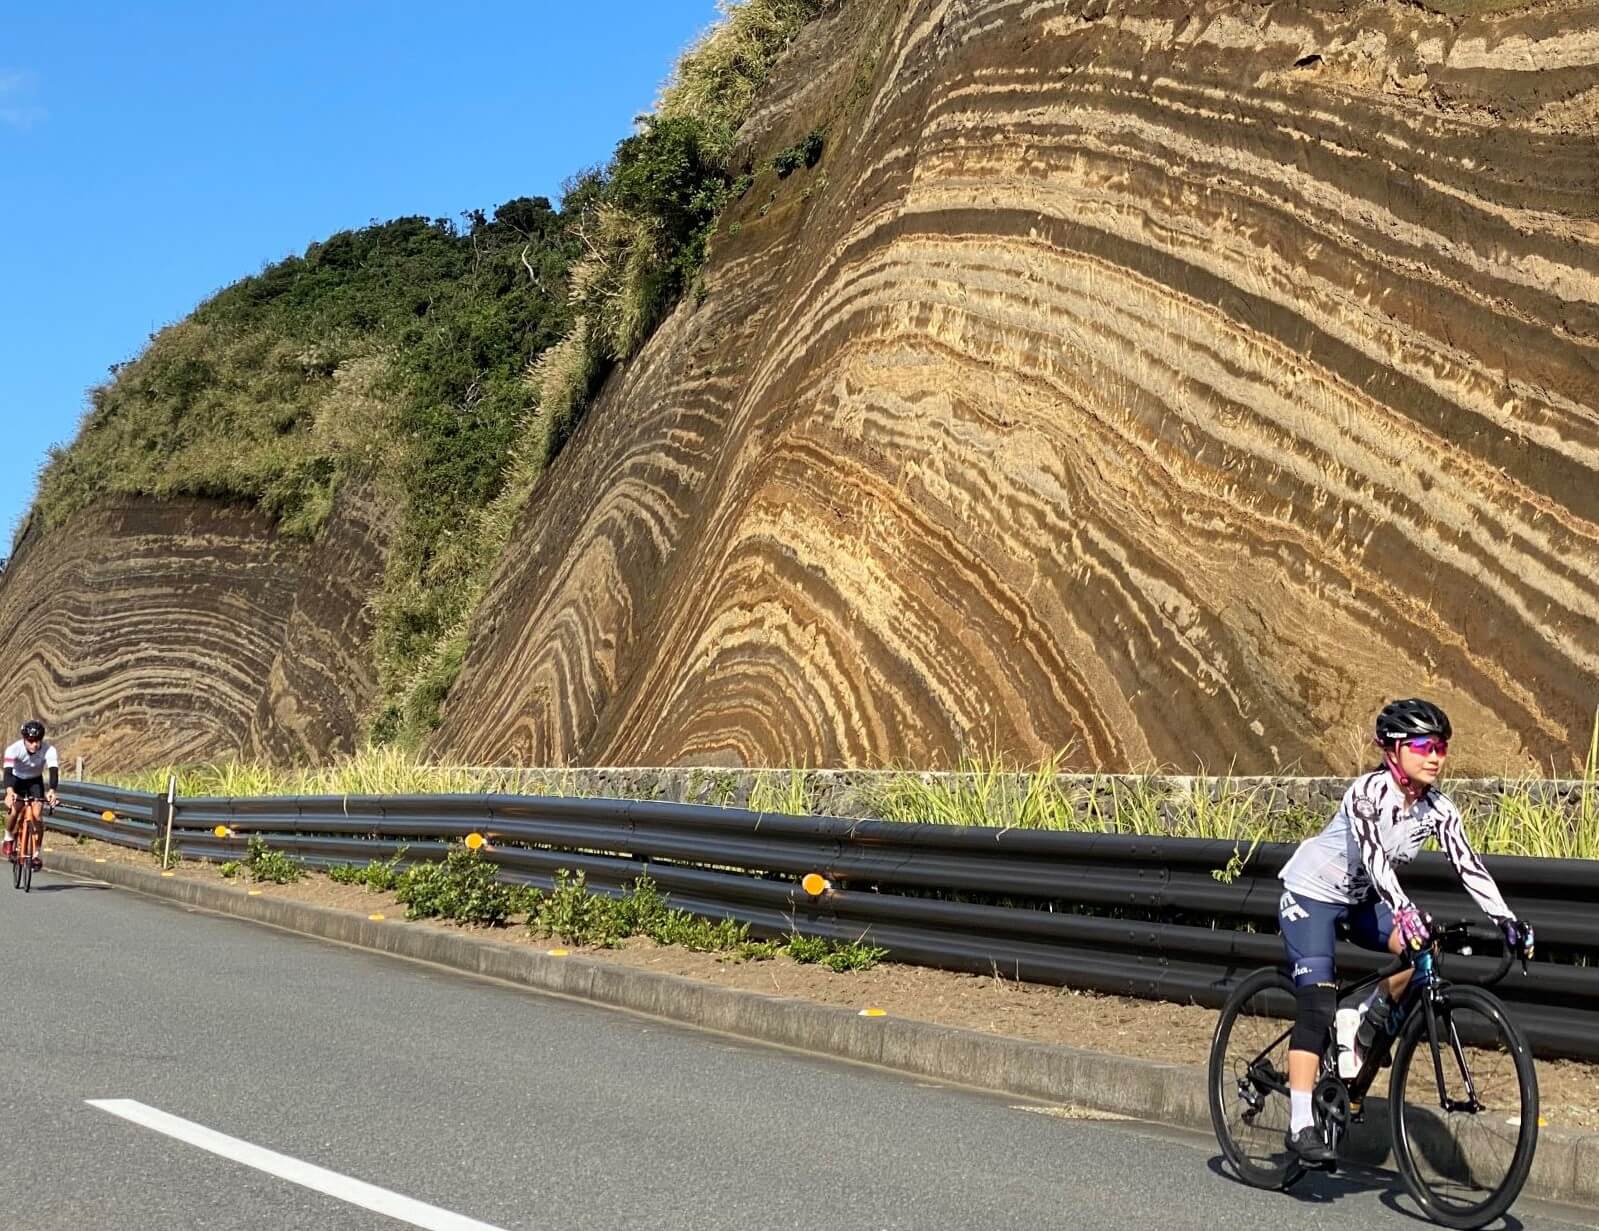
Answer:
[
  {"left": 9, "top": 796, "right": 47, "bottom": 858},
  {"left": 1237, "top": 922, "right": 1513, "bottom": 1119}
]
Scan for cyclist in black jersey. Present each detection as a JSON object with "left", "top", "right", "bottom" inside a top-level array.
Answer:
[{"left": 1274, "top": 699, "right": 1534, "bottom": 1165}]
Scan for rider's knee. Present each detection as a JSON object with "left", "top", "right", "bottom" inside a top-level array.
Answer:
[{"left": 1290, "top": 983, "right": 1337, "bottom": 1053}]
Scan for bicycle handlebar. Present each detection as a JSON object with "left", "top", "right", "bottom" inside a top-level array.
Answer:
[{"left": 1376, "top": 919, "right": 1522, "bottom": 987}]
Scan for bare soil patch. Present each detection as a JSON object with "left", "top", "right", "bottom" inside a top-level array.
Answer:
[{"left": 51, "top": 833, "right": 1599, "bottom": 1131}]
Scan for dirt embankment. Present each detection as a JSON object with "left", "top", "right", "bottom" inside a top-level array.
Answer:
[
  {"left": 0, "top": 488, "right": 389, "bottom": 771},
  {"left": 435, "top": 0, "right": 1599, "bottom": 776}
]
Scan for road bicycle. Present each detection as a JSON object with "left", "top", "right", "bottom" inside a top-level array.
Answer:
[
  {"left": 7, "top": 798, "right": 52, "bottom": 893},
  {"left": 1209, "top": 920, "right": 1537, "bottom": 1229}
]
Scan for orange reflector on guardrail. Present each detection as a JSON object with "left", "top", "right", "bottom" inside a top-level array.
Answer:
[
  {"left": 213, "top": 825, "right": 234, "bottom": 838},
  {"left": 801, "top": 872, "right": 831, "bottom": 896},
  {"left": 465, "top": 832, "right": 486, "bottom": 851},
  {"left": 101, "top": 810, "right": 116, "bottom": 822}
]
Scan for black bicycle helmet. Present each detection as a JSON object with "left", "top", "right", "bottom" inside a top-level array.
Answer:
[
  {"left": 1374, "top": 698, "right": 1450, "bottom": 746},
  {"left": 19, "top": 719, "right": 43, "bottom": 741}
]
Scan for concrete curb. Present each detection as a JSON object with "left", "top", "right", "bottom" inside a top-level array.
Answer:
[{"left": 49, "top": 850, "right": 1599, "bottom": 1210}]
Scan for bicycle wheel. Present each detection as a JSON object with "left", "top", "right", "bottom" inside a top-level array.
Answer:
[
  {"left": 18, "top": 817, "right": 33, "bottom": 892},
  {"left": 1389, "top": 984, "right": 1538, "bottom": 1229},
  {"left": 10, "top": 846, "right": 18, "bottom": 889},
  {"left": 1209, "top": 966, "right": 1305, "bottom": 1190}
]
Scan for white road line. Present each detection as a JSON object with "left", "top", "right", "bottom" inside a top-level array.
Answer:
[{"left": 86, "top": 1099, "right": 508, "bottom": 1231}]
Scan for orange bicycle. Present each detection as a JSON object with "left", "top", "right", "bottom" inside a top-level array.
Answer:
[{"left": 8, "top": 797, "right": 50, "bottom": 893}]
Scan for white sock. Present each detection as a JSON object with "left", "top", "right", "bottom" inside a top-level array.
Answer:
[{"left": 1291, "top": 1090, "right": 1313, "bottom": 1133}]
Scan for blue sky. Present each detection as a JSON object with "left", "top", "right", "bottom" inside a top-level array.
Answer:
[{"left": 0, "top": 0, "right": 722, "bottom": 548}]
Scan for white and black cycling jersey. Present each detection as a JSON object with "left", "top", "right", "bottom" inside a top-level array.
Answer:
[
  {"left": 3, "top": 738, "right": 58, "bottom": 781},
  {"left": 1280, "top": 769, "right": 1512, "bottom": 923}
]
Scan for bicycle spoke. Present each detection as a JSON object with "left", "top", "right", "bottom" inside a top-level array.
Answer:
[
  {"left": 1246, "top": 1027, "right": 1293, "bottom": 1077},
  {"left": 1211, "top": 970, "right": 1300, "bottom": 1188}
]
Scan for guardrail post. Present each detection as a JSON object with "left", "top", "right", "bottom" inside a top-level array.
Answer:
[{"left": 160, "top": 774, "right": 177, "bottom": 869}]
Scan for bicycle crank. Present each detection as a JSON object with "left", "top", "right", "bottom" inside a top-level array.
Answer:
[{"left": 1312, "top": 1076, "right": 1352, "bottom": 1169}]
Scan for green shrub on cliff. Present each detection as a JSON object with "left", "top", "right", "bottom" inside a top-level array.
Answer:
[
  {"left": 657, "top": 0, "right": 835, "bottom": 164},
  {"left": 35, "top": 201, "right": 582, "bottom": 747},
  {"left": 528, "top": 0, "right": 836, "bottom": 458}
]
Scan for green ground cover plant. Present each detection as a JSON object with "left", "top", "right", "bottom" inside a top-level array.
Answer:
[
  {"left": 309, "top": 851, "right": 877, "bottom": 967},
  {"left": 148, "top": 834, "right": 182, "bottom": 869},
  {"left": 244, "top": 834, "right": 305, "bottom": 884},
  {"left": 327, "top": 848, "right": 409, "bottom": 893},
  {"left": 524, "top": 870, "right": 882, "bottom": 968},
  {"left": 394, "top": 844, "right": 525, "bottom": 925}
]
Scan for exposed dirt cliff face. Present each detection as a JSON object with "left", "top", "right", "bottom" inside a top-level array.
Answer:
[
  {"left": 0, "top": 491, "right": 388, "bottom": 771},
  {"left": 436, "top": 0, "right": 1599, "bottom": 775}
]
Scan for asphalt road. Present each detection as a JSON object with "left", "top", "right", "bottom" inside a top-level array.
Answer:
[{"left": 0, "top": 865, "right": 1592, "bottom": 1231}]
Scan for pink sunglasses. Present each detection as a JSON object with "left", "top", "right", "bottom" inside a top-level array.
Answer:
[{"left": 1402, "top": 737, "right": 1449, "bottom": 757}]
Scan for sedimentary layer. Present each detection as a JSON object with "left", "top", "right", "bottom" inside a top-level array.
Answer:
[
  {"left": 437, "top": 0, "right": 1599, "bottom": 774},
  {"left": 0, "top": 491, "right": 388, "bottom": 771}
]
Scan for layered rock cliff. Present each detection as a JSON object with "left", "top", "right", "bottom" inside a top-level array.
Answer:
[
  {"left": 0, "top": 490, "right": 388, "bottom": 769},
  {"left": 435, "top": 0, "right": 1599, "bottom": 774},
  {"left": 2, "top": 0, "right": 1595, "bottom": 776}
]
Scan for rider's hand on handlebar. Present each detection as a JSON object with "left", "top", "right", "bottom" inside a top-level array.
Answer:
[
  {"left": 1395, "top": 906, "right": 1431, "bottom": 952},
  {"left": 44, "top": 789, "right": 57, "bottom": 807},
  {"left": 1500, "top": 918, "right": 1535, "bottom": 962}
]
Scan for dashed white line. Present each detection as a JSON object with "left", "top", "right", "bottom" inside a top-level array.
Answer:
[{"left": 87, "top": 1099, "right": 507, "bottom": 1231}]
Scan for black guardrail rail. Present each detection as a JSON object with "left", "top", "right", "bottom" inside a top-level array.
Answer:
[{"left": 52, "top": 783, "right": 1599, "bottom": 1061}]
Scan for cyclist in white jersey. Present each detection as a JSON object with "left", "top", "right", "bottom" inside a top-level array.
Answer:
[
  {"left": 4, "top": 719, "right": 60, "bottom": 869},
  {"left": 1274, "top": 698, "right": 1534, "bottom": 1165}
]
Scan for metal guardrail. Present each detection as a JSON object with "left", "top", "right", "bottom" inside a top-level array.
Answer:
[{"left": 50, "top": 782, "right": 1599, "bottom": 1061}]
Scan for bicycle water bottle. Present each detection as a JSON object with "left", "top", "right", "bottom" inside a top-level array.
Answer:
[
  {"left": 1356, "top": 995, "right": 1390, "bottom": 1055},
  {"left": 1335, "top": 1006, "right": 1362, "bottom": 1078}
]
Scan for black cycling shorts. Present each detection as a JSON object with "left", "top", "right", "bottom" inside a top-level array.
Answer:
[
  {"left": 10, "top": 778, "right": 46, "bottom": 802},
  {"left": 1279, "top": 889, "right": 1393, "bottom": 987}
]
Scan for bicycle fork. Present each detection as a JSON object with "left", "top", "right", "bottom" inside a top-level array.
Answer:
[{"left": 1421, "top": 989, "right": 1485, "bottom": 1114}]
